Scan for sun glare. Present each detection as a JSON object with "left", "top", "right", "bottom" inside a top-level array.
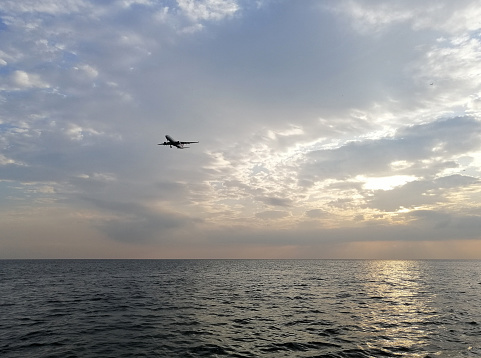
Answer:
[{"left": 358, "top": 175, "right": 417, "bottom": 191}]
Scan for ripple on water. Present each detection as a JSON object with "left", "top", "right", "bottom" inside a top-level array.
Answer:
[{"left": 1, "top": 259, "right": 481, "bottom": 357}]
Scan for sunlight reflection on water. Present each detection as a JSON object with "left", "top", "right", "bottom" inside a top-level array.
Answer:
[{"left": 359, "top": 260, "right": 432, "bottom": 355}]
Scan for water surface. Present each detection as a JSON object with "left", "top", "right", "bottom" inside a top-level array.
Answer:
[{"left": 1, "top": 260, "right": 480, "bottom": 357}]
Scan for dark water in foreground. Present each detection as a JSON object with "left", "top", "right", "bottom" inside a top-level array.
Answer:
[{"left": 1, "top": 260, "right": 480, "bottom": 357}]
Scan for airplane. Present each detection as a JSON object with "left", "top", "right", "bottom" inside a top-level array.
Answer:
[{"left": 158, "top": 135, "right": 199, "bottom": 149}]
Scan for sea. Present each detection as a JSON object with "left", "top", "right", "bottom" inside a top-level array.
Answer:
[{"left": 1, "top": 260, "right": 480, "bottom": 358}]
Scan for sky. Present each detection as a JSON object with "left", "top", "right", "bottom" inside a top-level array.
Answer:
[{"left": 1, "top": 0, "right": 481, "bottom": 259}]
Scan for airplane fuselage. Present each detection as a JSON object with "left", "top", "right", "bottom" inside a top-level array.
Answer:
[{"left": 165, "top": 135, "right": 182, "bottom": 148}]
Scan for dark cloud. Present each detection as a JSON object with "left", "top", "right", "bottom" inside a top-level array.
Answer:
[
  {"left": 305, "top": 209, "right": 328, "bottom": 219},
  {"left": 85, "top": 197, "right": 202, "bottom": 244},
  {"left": 257, "top": 196, "right": 293, "bottom": 207},
  {"left": 256, "top": 210, "right": 289, "bottom": 220},
  {"left": 299, "top": 117, "right": 481, "bottom": 185},
  {"left": 405, "top": 210, "right": 481, "bottom": 239},
  {"left": 367, "top": 175, "right": 480, "bottom": 212}
]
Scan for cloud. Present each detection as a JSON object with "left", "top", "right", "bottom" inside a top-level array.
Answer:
[
  {"left": 0, "top": 154, "right": 16, "bottom": 165},
  {"left": 0, "top": 0, "right": 90, "bottom": 16},
  {"left": 177, "top": 0, "right": 239, "bottom": 22},
  {"left": 305, "top": 209, "right": 328, "bottom": 219},
  {"left": 405, "top": 209, "right": 481, "bottom": 239},
  {"left": 332, "top": 1, "right": 481, "bottom": 35},
  {"left": 258, "top": 196, "right": 293, "bottom": 207},
  {"left": 85, "top": 197, "right": 202, "bottom": 243},
  {"left": 256, "top": 210, "right": 289, "bottom": 220},
  {"left": 366, "top": 175, "right": 480, "bottom": 212},
  {"left": 7, "top": 70, "right": 49, "bottom": 89},
  {"left": 1, "top": 0, "right": 481, "bottom": 258},
  {"left": 300, "top": 117, "right": 481, "bottom": 184}
]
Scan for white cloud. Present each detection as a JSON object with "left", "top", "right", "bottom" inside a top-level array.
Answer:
[
  {"left": 65, "top": 125, "right": 88, "bottom": 141},
  {"left": 333, "top": 1, "right": 481, "bottom": 35},
  {"left": 75, "top": 64, "right": 98, "bottom": 79},
  {"left": 9, "top": 70, "right": 49, "bottom": 89},
  {"left": 335, "top": 1, "right": 413, "bottom": 33},
  {"left": 0, "top": 0, "right": 90, "bottom": 15},
  {"left": 412, "top": 35, "right": 481, "bottom": 87},
  {"left": 177, "top": 0, "right": 239, "bottom": 22},
  {"left": 0, "top": 154, "right": 16, "bottom": 165},
  {"left": 412, "top": 2, "right": 481, "bottom": 34},
  {"left": 122, "top": 0, "right": 155, "bottom": 8}
]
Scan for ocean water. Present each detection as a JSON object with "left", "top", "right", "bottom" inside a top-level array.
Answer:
[{"left": 1, "top": 260, "right": 480, "bottom": 357}]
